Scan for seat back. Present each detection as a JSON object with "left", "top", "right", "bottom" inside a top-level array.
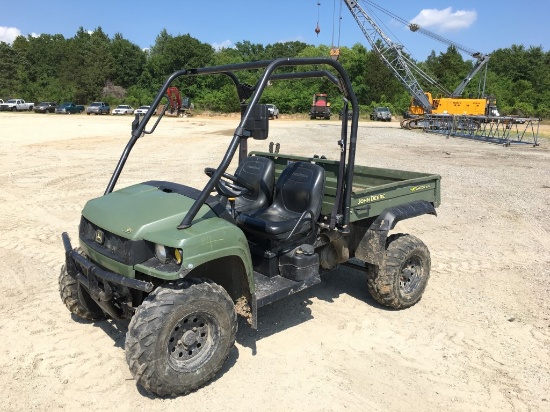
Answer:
[
  {"left": 273, "top": 161, "right": 325, "bottom": 218},
  {"left": 235, "top": 161, "right": 325, "bottom": 242},
  {"left": 233, "top": 156, "right": 275, "bottom": 213}
]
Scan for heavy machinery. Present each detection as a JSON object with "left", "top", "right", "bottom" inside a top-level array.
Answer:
[
  {"left": 309, "top": 93, "right": 331, "bottom": 119},
  {"left": 342, "top": 0, "right": 498, "bottom": 128},
  {"left": 163, "top": 86, "right": 193, "bottom": 117}
]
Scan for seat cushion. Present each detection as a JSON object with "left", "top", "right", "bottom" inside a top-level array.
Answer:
[{"left": 236, "top": 204, "right": 308, "bottom": 239}]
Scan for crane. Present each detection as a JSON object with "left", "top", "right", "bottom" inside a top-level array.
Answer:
[{"left": 342, "top": 0, "right": 497, "bottom": 125}]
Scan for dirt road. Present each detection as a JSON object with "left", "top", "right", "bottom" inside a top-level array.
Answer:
[{"left": 0, "top": 113, "right": 548, "bottom": 411}]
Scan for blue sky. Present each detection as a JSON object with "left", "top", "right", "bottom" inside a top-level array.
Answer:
[{"left": 1, "top": 0, "right": 548, "bottom": 62}]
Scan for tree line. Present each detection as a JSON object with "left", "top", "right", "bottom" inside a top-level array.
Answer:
[{"left": 1, "top": 27, "right": 548, "bottom": 118}]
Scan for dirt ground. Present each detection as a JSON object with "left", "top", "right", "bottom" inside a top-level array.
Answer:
[{"left": 0, "top": 112, "right": 549, "bottom": 412}]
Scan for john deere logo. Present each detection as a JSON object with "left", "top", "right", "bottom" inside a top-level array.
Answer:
[{"left": 95, "top": 229, "right": 104, "bottom": 244}]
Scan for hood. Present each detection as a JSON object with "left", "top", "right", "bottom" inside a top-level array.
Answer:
[{"left": 82, "top": 182, "right": 220, "bottom": 242}]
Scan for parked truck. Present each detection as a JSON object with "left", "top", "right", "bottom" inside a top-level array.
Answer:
[
  {"left": 60, "top": 58, "right": 441, "bottom": 397},
  {"left": 0, "top": 99, "right": 34, "bottom": 111},
  {"left": 56, "top": 102, "right": 85, "bottom": 114}
]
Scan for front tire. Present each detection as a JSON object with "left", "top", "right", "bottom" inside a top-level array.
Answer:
[
  {"left": 125, "top": 279, "right": 237, "bottom": 396},
  {"left": 366, "top": 234, "right": 430, "bottom": 309},
  {"left": 59, "top": 264, "right": 106, "bottom": 320}
]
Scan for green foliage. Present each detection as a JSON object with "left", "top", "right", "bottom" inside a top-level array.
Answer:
[
  {"left": 0, "top": 41, "right": 20, "bottom": 98},
  {"left": 1, "top": 28, "right": 549, "bottom": 118}
]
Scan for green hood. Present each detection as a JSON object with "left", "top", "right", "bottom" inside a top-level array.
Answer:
[{"left": 82, "top": 182, "right": 220, "bottom": 243}]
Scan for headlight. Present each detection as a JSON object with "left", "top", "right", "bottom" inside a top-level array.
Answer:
[
  {"left": 155, "top": 244, "right": 168, "bottom": 264},
  {"left": 155, "top": 244, "right": 183, "bottom": 265}
]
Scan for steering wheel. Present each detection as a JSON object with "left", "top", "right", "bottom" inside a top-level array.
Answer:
[{"left": 204, "top": 167, "right": 255, "bottom": 198}]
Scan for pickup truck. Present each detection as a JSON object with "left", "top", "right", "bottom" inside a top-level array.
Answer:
[
  {"left": 86, "top": 101, "right": 110, "bottom": 115},
  {"left": 60, "top": 57, "right": 441, "bottom": 397},
  {"left": 0, "top": 99, "right": 34, "bottom": 111},
  {"left": 56, "top": 102, "right": 84, "bottom": 114}
]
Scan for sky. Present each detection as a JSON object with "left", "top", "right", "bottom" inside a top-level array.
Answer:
[{"left": 1, "top": 0, "right": 548, "bottom": 62}]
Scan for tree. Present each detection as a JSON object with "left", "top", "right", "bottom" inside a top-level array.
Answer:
[
  {"left": 424, "top": 46, "right": 471, "bottom": 94},
  {"left": 110, "top": 33, "right": 146, "bottom": 89},
  {"left": 234, "top": 41, "right": 265, "bottom": 62},
  {"left": 0, "top": 41, "right": 21, "bottom": 98},
  {"left": 148, "top": 30, "right": 214, "bottom": 85},
  {"left": 64, "top": 27, "right": 114, "bottom": 103}
]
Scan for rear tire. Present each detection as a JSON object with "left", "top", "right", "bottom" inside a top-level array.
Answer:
[
  {"left": 125, "top": 278, "right": 237, "bottom": 396},
  {"left": 366, "top": 234, "right": 430, "bottom": 309},
  {"left": 59, "top": 264, "right": 106, "bottom": 320}
]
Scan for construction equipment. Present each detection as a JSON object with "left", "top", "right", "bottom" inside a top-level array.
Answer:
[
  {"left": 310, "top": 93, "right": 331, "bottom": 119},
  {"left": 162, "top": 86, "right": 193, "bottom": 117},
  {"left": 342, "top": 0, "right": 497, "bottom": 128}
]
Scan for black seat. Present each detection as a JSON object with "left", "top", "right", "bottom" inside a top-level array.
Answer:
[
  {"left": 232, "top": 156, "right": 275, "bottom": 214},
  {"left": 236, "top": 161, "right": 325, "bottom": 240}
]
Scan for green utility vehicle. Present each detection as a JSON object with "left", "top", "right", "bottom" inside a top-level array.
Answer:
[{"left": 60, "top": 58, "right": 441, "bottom": 396}]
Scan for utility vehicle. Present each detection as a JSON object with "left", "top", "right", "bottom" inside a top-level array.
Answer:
[{"left": 60, "top": 57, "right": 441, "bottom": 396}]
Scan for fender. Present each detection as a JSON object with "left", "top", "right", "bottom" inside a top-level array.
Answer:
[{"left": 355, "top": 200, "right": 436, "bottom": 266}]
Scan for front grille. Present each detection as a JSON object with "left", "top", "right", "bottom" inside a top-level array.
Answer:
[{"left": 79, "top": 217, "right": 153, "bottom": 265}]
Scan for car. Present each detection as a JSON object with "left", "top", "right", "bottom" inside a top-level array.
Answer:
[
  {"left": 34, "top": 102, "right": 58, "bottom": 113},
  {"left": 134, "top": 105, "right": 151, "bottom": 116},
  {"left": 266, "top": 104, "right": 279, "bottom": 119},
  {"left": 112, "top": 105, "right": 134, "bottom": 115},
  {"left": 370, "top": 107, "right": 392, "bottom": 121},
  {"left": 55, "top": 102, "right": 85, "bottom": 114},
  {"left": 86, "top": 102, "right": 110, "bottom": 115}
]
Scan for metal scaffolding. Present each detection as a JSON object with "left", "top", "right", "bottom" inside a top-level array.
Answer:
[{"left": 421, "top": 114, "right": 541, "bottom": 146}]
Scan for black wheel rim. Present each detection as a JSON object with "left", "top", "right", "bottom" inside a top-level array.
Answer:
[
  {"left": 167, "top": 312, "right": 218, "bottom": 371},
  {"left": 399, "top": 256, "right": 423, "bottom": 295}
]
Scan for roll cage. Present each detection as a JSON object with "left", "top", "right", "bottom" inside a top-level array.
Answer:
[{"left": 104, "top": 57, "right": 360, "bottom": 232}]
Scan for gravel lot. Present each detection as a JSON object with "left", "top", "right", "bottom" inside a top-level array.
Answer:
[{"left": 0, "top": 113, "right": 549, "bottom": 411}]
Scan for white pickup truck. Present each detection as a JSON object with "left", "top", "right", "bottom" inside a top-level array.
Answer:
[{"left": 0, "top": 99, "right": 35, "bottom": 111}]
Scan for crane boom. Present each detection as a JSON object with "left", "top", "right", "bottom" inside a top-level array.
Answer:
[
  {"left": 451, "top": 53, "right": 490, "bottom": 97},
  {"left": 343, "top": 0, "right": 432, "bottom": 111}
]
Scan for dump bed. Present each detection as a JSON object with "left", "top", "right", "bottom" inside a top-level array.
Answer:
[{"left": 250, "top": 152, "right": 441, "bottom": 222}]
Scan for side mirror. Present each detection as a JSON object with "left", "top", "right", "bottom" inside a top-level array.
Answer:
[{"left": 244, "top": 104, "right": 269, "bottom": 140}]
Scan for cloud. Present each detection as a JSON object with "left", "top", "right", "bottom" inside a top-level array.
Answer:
[
  {"left": 0, "top": 26, "right": 22, "bottom": 44},
  {"left": 212, "top": 40, "right": 234, "bottom": 50},
  {"left": 410, "top": 7, "right": 477, "bottom": 32}
]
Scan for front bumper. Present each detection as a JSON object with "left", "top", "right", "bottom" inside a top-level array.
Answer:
[{"left": 62, "top": 232, "right": 154, "bottom": 319}]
